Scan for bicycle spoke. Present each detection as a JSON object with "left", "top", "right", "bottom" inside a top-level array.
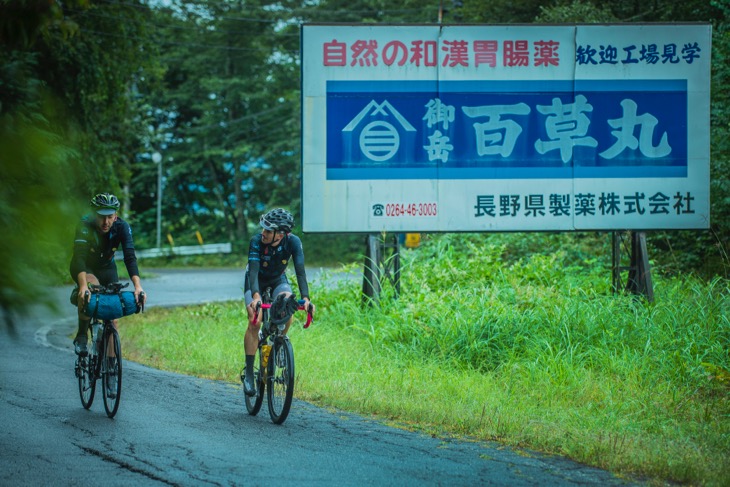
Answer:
[
  {"left": 77, "top": 355, "right": 95, "bottom": 409},
  {"left": 267, "top": 338, "right": 295, "bottom": 424},
  {"left": 102, "top": 327, "right": 122, "bottom": 418}
]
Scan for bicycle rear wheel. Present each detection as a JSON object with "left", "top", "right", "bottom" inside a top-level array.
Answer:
[
  {"left": 267, "top": 337, "right": 295, "bottom": 424},
  {"left": 102, "top": 327, "right": 122, "bottom": 418},
  {"left": 77, "top": 355, "right": 95, "bottom": 409},
  {"left": 245, "top": 344, "right": 265, "bottom": 415}
]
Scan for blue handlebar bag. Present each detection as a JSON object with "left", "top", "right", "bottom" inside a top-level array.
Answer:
[{"left": 85, "top": 291, "right": 141, "bottom": 320}]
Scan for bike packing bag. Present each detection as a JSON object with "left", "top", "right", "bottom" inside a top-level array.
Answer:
[{"left": 84, "top": 291, "right": 141, "bottom": 320}]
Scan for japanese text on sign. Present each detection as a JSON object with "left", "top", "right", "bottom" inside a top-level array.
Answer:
[{"left": 322, "top": 38, "right": 702, "bottom": 69}]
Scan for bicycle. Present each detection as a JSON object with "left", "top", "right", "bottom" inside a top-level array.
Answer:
[
  {"left": 243, "top": 288, "right": 313, "bottom": 424},
  {"left": 74, "top": 282, "right": 144, "bottom": 418}
]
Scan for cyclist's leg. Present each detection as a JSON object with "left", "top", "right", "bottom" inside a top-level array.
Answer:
[
  {"left": 243, "top": 290, "right": 261, "bottom": 353},
  {"left": 73, "top": 273, "right": 100, "bottom": 354},
  {"left": 242, "top": 273, "right": 261, "bottom": 395}
]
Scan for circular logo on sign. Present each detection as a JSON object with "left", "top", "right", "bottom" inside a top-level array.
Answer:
[{"left": 360, "top": 121, "right": 399, "bottom": 162}]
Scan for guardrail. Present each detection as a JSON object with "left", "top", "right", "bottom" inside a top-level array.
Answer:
[{"left": 115, "top": 242, "right": 232, "bottom": 260}]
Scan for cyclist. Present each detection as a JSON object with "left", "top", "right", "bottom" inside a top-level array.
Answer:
[
  {"left": 242, "top": 208, "right": 315, "bottom": 396},
  {"left": 70, "top": 193, "right": 146, "bottom": 357}
]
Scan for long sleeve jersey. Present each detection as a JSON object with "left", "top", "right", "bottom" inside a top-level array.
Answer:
[
  {"left": 69, "top": 215, "right": 140, "bottom": 279},
  {"left": 247, "top": 233, "right": 309, "bottom": 299}
]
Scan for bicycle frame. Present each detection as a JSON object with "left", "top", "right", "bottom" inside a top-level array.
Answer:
[{"left": 75, "top": 283, "right": 143, "bottom": 418}]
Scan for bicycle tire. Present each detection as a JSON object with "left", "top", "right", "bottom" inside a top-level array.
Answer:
[
  {"left": 102, "top": 326, "right": 122, "bottom": 418},
  {"left": 267, "top": 337, "right": 295, "bottom": 424},
  {"left": 77, "top": 354, "right": 96, "bottom": 409},
  {"left": 244, "top": 344, "right": 265, "bottom": 415}
]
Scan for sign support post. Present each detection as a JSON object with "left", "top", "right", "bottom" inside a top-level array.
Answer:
[
  {"left": 612, "top": 231, "right": 654, "bottom": 302},
  {"left": 362, "top": 234, "right": 400, "bottom": 304}
]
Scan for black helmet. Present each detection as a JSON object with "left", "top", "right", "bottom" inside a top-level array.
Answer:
[
  {"left": 260, "top": 208, "right": 294, "bottom": 233},
  {"left": 90, "top": 193, "right": 120, "bottom": 215}
]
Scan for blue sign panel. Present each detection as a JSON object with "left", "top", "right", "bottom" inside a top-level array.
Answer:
[{"left": 326, "top": 80, "right": 687, "bottom": 180}]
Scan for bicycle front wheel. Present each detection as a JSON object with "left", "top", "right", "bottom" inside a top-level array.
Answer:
[
  {"left": 102, "top": 327, "right": 122, "bottom": 418},
  {"left": 267, "top": 337, "right": 295, "bottom": 424},
  {"left": 77, "top": 354, "right": 95, "bottom": 409}
]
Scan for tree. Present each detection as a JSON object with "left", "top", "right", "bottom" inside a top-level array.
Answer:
[
  {"left": 534, "top": 0, "right": 729, "bottom": 277},
  {"left": 0, "top": 0, "right": 160, "bottom": 330}
]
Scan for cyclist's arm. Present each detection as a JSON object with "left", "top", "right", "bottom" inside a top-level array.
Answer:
[
  {"left": 289, "top": 235, "right": 310, "bottom": 300},
  {"left": 118, "top": 220, "right": 140, "bottom": 281},
  {"left": 248, "top": 260, "right": 262, "bottom": 302},
  {"left": 75, "top": 271, "right": 89, "bottom": 306},
  {"left": 118, "top": 220, "right": 144, "bottom": 302},
  {"left": 247, "top": 236, "right": 263, "bottom": 306},
  {"left": 70, "top": 221, "right": 91, "bottom": 303},
  {"left": 290, "top": 235, "right": 315, "bottom": 317}
]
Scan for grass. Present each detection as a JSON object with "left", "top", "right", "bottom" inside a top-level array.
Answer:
[{"left": 119, "top": 233, "right": 730, "bottom": 486}]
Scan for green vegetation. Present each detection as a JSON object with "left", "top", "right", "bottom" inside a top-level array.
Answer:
[
  {"left": 2, "top": 0, "right": 729, "bottom": 324},
  {"left": 120, "top": 234, "right": 730, "bottom": 486},
  {"left": 133, "top": 232, "right": 365, "bottom": 269}
]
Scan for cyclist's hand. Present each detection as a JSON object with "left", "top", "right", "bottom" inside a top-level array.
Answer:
[
  {"left": 78, "top": 286, "right": 90, "bottom": 309},
  {"left": 247, "top": 300, "right": 261, "bottom": 324},
  {"left": 134, "top": 288, "right": 146, "bottom": 306},
  {"left": 137, "top": 291, "right": 146, "bottom": 312},
  {"left": 303, "top": 298, "right": 315, "bottom": 317}
]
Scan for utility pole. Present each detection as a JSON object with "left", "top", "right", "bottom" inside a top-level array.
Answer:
[{"left": 152, "top": 151, "right": 162, "bottom": 249}]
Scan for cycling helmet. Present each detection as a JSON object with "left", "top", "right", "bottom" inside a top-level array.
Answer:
[
  {"left": 90, "top": 193, "right": 120, "bottom": 215},
  {"left": 259, "top": 208, "right": 294, "bottom": 233}
]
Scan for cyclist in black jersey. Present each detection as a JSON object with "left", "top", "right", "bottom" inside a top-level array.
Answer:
[
  {"left": 242, "top": 208, "right": 315, "bottom": 396},
  {"left": 69, "top": 193, "right": 146, "bottom": 355}
]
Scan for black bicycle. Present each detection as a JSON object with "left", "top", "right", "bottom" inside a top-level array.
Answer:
[
  {"left": 243, "top": 288, "right": 313, "bottom": 424},
  {"left": 74, "top": 282, "right": 144, "bottom": 418}
]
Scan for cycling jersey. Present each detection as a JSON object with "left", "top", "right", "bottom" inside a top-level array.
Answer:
[
  {"left": 246, "top": 233, "right": 309, "bottom": 299},
  {"left": 69, "top": 215, "right": 140, "bottom": 284}
]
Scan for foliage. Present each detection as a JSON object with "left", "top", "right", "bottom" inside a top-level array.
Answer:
[
  {"left": 128, "top": 0, "right": 440, "bottom": 254},
  {"left": 534, "top": 0, "right": 617, "bottom": 23},
  {"left": 299, "top": 232, "right": 367, "bottom": 267},
  {"left": 2, "top": 0, "right": 729, "bottom": 330},
  {"left": 0, "top": 0, "right": 161, "bottom": 327},
  {"left": 0, "top": 88, "right": 83, "bottom": 327}
]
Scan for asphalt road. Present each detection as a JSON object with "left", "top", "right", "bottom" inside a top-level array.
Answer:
[{"left": 0, "top": 269, "right": 640, "bottom": 486}]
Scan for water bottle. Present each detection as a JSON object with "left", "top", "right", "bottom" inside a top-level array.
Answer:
[{"left": 261, "top": 336, "right": 273, "bottom": 367}]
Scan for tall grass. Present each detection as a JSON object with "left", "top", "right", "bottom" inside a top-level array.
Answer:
[{"left": 120, "top": 233, "right": 729, "bottom": 485}]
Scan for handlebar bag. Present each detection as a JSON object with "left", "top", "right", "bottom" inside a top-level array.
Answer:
[{"left": 85, "top": 291, "right": 141, "bottom": 320}]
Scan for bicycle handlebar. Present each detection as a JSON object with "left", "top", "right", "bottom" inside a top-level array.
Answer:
[
  {"left": 251, "top": 300, "right": 314, "bottom": 328},
  {"left": 297, "top": 300, "right": 314, "bottom": 329},
  {"left": 83, "top": 286, "right": 145, "bottom": 312}
]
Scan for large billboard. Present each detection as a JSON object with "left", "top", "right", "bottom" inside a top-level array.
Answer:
[{"left": 301, "top": 24, "right": 711, "bottom": 233}]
